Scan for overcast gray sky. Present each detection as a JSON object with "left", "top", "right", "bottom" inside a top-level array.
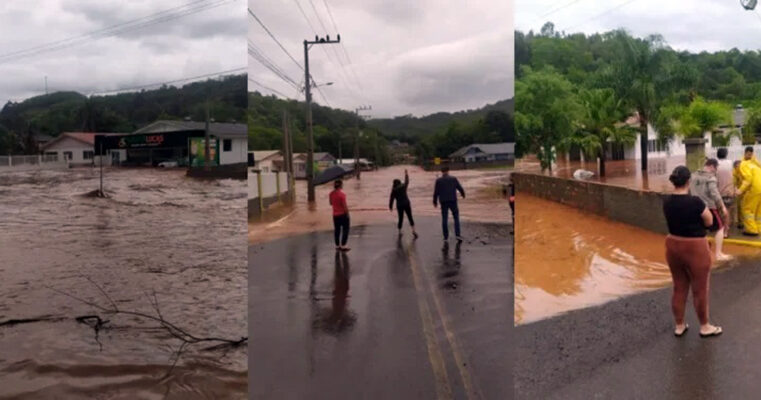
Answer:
[
  {"left": 0, "top": 0, "right": 245, "bottom": 104},
  {"left": 248, "top": 0, "right": 514, "bottom": 118},
  {"left": 516, "top": 0, "right": 761, "bottom": 53}
]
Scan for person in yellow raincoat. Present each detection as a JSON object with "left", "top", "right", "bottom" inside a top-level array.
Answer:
[
  {"left": 733, "top": 160, "right": 744, "bottom": 229},
  {"left": 736, "top": 152, "right": 761, "bottom": 235}
]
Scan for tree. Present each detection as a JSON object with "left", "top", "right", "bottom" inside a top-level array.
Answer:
[
  {"left": 565, "top": 88, "right": 635, "bottom": 177},
  {"left": 515, "top": 67, "right": 581, "bottom": 171},
  {"left": 609, "top": 31, "right": 662, "bottom": 172}
]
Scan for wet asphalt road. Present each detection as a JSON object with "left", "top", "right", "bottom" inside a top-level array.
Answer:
[
  {"left": 515, "top": 257, "right": 761, "bottom": 399},
  {"left": 249, "top": 216, "right": 512, "bottom": 399}
]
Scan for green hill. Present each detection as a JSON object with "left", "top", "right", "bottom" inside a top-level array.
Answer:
[
  {"left": 248, "top": 91, "right": 514, "bottom": 164},
  {"left": 0, "top": 74, "right": 247, "bottom": 154}
]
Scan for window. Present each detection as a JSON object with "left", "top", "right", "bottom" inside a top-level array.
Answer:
[
  {"left": 647, "top": 139, "right": 667, "bottom": 153},
  {"left": 63, "top": 151, "right": 73, "bottom": 160},
  {"left": 83, "top": 151, "right": 94, "bottom": 160},
  {"left": 223, "top": 139, "right": 232, "bottom": 152}
]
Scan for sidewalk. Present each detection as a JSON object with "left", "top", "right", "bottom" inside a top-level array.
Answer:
[{"left": 515, "top": 256, "right": 761, "bottom": 399}]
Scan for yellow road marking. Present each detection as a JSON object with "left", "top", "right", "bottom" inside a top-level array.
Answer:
[
  {"left": 407, "top": 245, "right": 482, "bottom": 400},
  {"left": 407, "top": 245, "right": 453, "bottom": 400}
]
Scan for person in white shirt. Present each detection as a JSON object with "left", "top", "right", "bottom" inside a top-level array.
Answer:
[{"left": 716, "top": 148, "right": 735, "bottom": 239}]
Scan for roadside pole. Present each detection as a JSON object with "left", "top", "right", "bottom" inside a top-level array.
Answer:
[{"left": 205, "top": 100, "right": 211, "bottom": 172}]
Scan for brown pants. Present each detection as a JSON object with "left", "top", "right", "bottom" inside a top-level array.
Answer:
[{"left": 665, "top": 235, "right": 712, "bottom": 325}]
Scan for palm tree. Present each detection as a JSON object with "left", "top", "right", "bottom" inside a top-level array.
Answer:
[
  {"left": 562, "top": 88, "right": 636, "bottom": 177},
  {"left": 609, "top": 31, "right": 664, "bottom": 172}
]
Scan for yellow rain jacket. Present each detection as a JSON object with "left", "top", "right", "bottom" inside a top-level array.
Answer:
[{"left": 738, "top": 160, "right": 761, "bottom": 234}]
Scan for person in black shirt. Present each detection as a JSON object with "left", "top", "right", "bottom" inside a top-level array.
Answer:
[
  {"left": 389, "top": 169, "right": 418, "bottom": 238},
  {"left": 662, "top": 166, "right": 722, "bottom": 338}
]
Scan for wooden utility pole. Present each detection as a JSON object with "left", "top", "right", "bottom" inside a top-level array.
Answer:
[
  {"left": 354, "top": 105, "right": 371, "bottom": 179},
  {"left": 304, "top": 35, "right": 340, "bottom": 202},
  {"left": 204, "top": 100, "right": 211, "bottom": 171}
]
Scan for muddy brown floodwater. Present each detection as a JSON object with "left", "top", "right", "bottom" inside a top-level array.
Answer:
[
  {"left": 515, "top": 156, "right": 682, "bottom": 192},
  {"left": 0, "top": 168, "right": 247, "bottom": 399},
  {"left": 515, "top": 194, "right": 761, "bottom": 325},
  {"left": 249, "top": 165, "right": 511, "bottom": 244}
]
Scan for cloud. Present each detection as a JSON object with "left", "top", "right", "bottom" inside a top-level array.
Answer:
[
  {"left": 0, "top": 0, "right": 245, "bottom": 102},
  {"left": 248, "top": 0, "right": 515, "bottom": 117},
  {"left": 516, "top": 0, "right": 761, "bottom": 53}
]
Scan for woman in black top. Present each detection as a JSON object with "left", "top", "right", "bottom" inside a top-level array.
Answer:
[
  {"left": 389, "top": 169, "right": 418, "bottom": 238},
  {"left": 663, "top": 166, "right": 722, "bottom": 338}
]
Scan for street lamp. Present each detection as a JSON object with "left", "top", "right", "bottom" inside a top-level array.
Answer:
[{"left": 300, "top": 81, "right": 333, "bottom": 93}]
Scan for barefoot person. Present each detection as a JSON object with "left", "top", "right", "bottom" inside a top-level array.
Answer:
[
  {"left": 716, "top": 148, "right": 735, "bottom": 238},
  {"left": 389, "top": 169, "right": 418, "bottom": 238},
  {"left": 689, "top": 158, "right": 731, "bottom": 261},
  {"left": 433, "top": 166, "right": 465, "bottom": 242},
  {"left": 329, "top": 179, "right": 350, "bottom": 251},
  {"left": 663, "top": 166, "right": 722, "bottom": 338}
]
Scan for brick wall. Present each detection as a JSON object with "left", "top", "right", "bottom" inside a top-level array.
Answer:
[{"left": 513, "top": 172, "right": 668, "bottom": 234}]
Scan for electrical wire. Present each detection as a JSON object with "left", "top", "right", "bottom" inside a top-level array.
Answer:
[
  {"left": 0, "top": 0, "right": 236, "bottom": 64},
  {"left": 561, "top": 0, "right": 638, "bottom": 32},
  {"left": 248, "top": 7, "right": 304, "bottom": 71},
  {"left": 90, "top": 67, "right": 245, "bottom": 96}
]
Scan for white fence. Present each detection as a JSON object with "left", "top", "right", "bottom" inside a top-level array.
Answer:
[
  {"left": 0, "top": 154, "right": 67, "bottom": 172},
  {"left": 248, "top": 169, "right": 291, "bottom": 200}
]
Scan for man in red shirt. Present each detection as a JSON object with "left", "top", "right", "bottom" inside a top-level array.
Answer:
[{"left": 329, "top": 179, "right": 350, "bottom": 251}]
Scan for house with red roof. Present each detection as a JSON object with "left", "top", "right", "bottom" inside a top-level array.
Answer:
[{"left": 41, "top": 132, "right": 125, "bottom": 166}]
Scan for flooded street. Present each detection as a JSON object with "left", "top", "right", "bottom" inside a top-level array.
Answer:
[
  {"left": 249, "top": 218, "right": 513, "bottom": 399},
  {"left": 249, "top": 165, "right": 511, "bottom": 244},
  {"left": 0, "top": 168, "right": 247, "bottom": 399},
  {"left": 515, "top": 194, "right": 760, "bottom": 325},
  {"left": 515, "top": 157, "right": 680, "bottom": 192}
]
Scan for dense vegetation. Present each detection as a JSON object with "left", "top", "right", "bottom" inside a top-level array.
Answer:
[
  {"left": 249, "top": 92, "right": 514, "bottom": 166},
  {"left": 515, "top": 24, "right": 761, "bottom": 173},
  {"left": 0, "top": 74, "right": 247, "bottom": 154}
]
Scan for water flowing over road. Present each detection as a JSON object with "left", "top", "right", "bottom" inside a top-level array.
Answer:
[{"left": 0, "top": 168, "right": 247, "bottom": 399}]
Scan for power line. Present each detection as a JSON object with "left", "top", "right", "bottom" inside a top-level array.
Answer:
[
  {"left": 248, "top": 41, "right": 300, "bottom": 90},
  {"left": 561, "top": 0, "right": 639, "bottom": 32},
  {"left": 292, "top": 0, "right": 358, "bottom": 101},
  {"left": 248, "top": 7, "right": 304, "bottom": 71},
  {"left": 248, "top": 77, "right": 291, "bottom": 99},
  {"left": 319, "top": 0, "right": 366, "bottom": 101},
  {"left": 90, "top": 67, "right": 246, "bottom": 96},
  {"left": 0, "top": 0, "right": 235, "bottom": 64},
  {"left": 535, "top": 0, "right": 587, "bottom": 21}
]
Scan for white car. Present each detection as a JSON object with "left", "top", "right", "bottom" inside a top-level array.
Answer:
[{"left": 158, "top": 161, "right": 179, "bottom": 168}]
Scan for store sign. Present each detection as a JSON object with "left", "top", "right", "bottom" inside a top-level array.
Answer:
[
  {"left": 118, "top": 134, "right": 165, "bottom": 148},
  {"left": 189, "top": 137, "right": 219, "bottom": 167}
]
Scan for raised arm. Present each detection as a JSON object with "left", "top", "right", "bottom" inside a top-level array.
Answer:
[{"left": 403, "top": 170, "right": 409, "bottom": 188}]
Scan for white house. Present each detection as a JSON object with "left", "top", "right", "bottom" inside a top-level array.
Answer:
[
  {"left": 449, "top": 143, "right": 515, "bottom": 163},
  {"left": 250, "top": 150, "right": 282, "bottom": 172},
  {"left": 40, "top": 132, "right": 97, "bottom": 166},
  {"left": 599, "top": 108, "right": 748, "bottom": 162}
]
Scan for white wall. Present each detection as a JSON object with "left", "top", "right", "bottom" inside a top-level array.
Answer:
[
  {"left": 44, "top": 137, "right": 94, "bottom": 165},
  {"left": 248, "top": 170, "right": 291, "bottom": 200},
  {"left": 220, "top": 137, "right": 247, "bottom": 165}
]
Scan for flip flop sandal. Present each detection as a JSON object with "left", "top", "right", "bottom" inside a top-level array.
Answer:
[
  {"left": 700, "top": 326, "right": 723, "bottom": 338},
  {"left": 674, "top": 324, "right": 689, "bottom": 337}
]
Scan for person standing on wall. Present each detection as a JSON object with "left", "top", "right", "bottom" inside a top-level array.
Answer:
[
  {"left": 389, "top": 169, "right": 419, "bottom": 238},
  {"left": 689, "top": 158, "right": 731, "bottom": 261},
  {"left": 433, "top": 165, "right": 465, "bottom": 242},
  {"left": 329, "top": 179, "right": 351, "bottom": 251}
]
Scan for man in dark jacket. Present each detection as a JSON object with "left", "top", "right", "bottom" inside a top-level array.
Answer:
[{"left": 433, "top": 166, "right": 465, "bottom": 241}]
